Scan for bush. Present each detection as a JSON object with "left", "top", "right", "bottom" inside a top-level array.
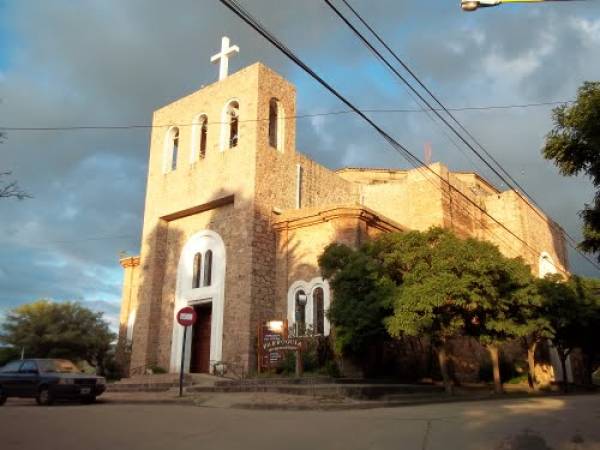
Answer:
[
  {"left": 273, "top": 336, "right": 339, "bottom": 377},
  {"left": 321, "top": 360, "right": 341, "bottom": 378},
  {"left": 506, "top": 374, "right": 529, "bottom": 385},
  {"left": 278, "top": 351, "right": 297, "bottom": 375},
  {"left": 149, "top": 365, "right": 168, "bottom": 374}
]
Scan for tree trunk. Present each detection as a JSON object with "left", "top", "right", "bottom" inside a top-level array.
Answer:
[
  {"left": 487, "top": 344, "right": 504, "bottom": 394},
  {"left": 437, "top": 343, "right": 453, "bottom": 395},
  {"left": 527, "top": 341, "right": 537, "bottom": 392}
]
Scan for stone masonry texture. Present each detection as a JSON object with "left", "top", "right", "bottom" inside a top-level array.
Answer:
[{"left": 118, "top": 62, "right": 569, "bottom": 377}]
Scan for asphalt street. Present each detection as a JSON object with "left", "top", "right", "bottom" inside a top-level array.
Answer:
[{"left": 1, "top": 394, "right": 599, "bottom": 450}]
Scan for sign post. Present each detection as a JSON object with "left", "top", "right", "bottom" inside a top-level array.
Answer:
[{"left": 176, "top": 306, "right": 197, "bottom": 397}]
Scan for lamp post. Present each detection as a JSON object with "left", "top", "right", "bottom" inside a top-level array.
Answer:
[{"left": 461, "top": 0, "right": 570, "bottom": 12}]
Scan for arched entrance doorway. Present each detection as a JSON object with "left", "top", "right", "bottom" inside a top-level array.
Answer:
[{"left": 170, "top": 230, "right": 226, "bottom": 373}]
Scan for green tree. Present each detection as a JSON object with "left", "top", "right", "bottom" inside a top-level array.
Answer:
[
  {"left": 537, "top": 275, "right": 600, "bottom": 390},
  {"left": 319, "top": 243, "right": 394, "bottom": 371},
  {"left": 570, "top": 276, "right": 600, "bottom": 385},
  {"left": 465, "top": 254, "right": 542, "bottom": 394},
  {"left": 381, "top": 229, "right": 538, "bottom": 394},
  {"left": 537, "top": 275, "right": 581, "bottom": 392},
  {"left": 379, "top": 229, "right": 469, "bottom": 394},
  {"left": 0, "top": 300, "right": 116, "bottom": 374},
  {"left": 543, "top": 82, "right": 600, "bottom": 259}
]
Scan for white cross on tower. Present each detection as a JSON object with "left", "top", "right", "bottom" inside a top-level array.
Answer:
[{"left": 211, "top": 36, "right": 240, "bottom": 81}]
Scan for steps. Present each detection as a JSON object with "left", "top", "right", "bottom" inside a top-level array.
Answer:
[
  {"left": 188, "top": 380, "right": 444, "bottom": 400},
  {"left": 108, "top": 373, "right": 220, "bottom": 392},
  {"left": 109, "top": 373, "right": 444, "bottom": 400}
]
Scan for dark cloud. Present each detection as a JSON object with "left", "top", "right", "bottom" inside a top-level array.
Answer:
[{"left": 1, "top": 0, "right": 599, "bottom": 329}]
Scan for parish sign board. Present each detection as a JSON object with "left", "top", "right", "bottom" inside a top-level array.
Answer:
[{"left": 257, "top": 319, "right": 303, "bottom": 374}]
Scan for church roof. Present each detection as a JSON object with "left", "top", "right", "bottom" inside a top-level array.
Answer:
[{"left": 272, "top": 204, "right": 405, "bottom": 233}]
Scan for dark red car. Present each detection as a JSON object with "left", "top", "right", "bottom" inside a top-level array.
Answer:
[{"left": 0, "top": 358, "right": 106, "bottom": 406}]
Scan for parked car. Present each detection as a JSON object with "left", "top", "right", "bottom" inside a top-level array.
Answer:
[{"left": 0, "top": 358, "right": 106, "bottom": 406}]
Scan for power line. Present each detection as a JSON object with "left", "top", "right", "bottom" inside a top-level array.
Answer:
[
  {"left": 336, "top": 0, "right": 599, "bottom": 273},
  {"left": 0, "top": 101, "right": 572, "bottom": 132},
  {"left": 219, "top": 0, "right": 594, "bottom": 275},
  {"left": 323, "top": 0, "right": 600, "bottom": 273},
  {"left": 14, "top": 234, "right": 138, "bottom": 247}
]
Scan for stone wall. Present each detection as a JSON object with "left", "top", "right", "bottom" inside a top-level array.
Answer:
[
  {"left": 123, "top": 60, "right": 570, "bottom": 378},
  {"left": 130, "top": 64, "right": 264, "bottom": 374},
  {"left": 115, "top": 257, "right": 140, "bottom": 374},
  {"left": 273, "top": 206, "right": 403, "bottom": 321},
  {"left": 337, "top": 163, "right": 569, "bottom": 276}
]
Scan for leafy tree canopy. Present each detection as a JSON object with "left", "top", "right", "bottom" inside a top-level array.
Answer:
[
  {"left": 319, "top": 242, "right": 395, "bottom": 357},
  {"left": 543, "top": 81, "right": 600, "bottom": 257},
  {"left": 538, "top": 275, "right": 600, "bottom": 355},
  {"left": 379, "top": 228, "right": 538, "bottom": 345},
  {"left": 0, "top": 300, "right": 115, "bottom": 369}
]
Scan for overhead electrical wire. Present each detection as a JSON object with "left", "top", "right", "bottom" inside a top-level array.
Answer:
[
  {"left": 0, "top": 101, "right": 572, "bottom": 132},
  {"left": 219, "top": 0, "right": 598, "bottom": 274},
  {"left": 323, "top": 0, "right": 600, "bottom": 272}
]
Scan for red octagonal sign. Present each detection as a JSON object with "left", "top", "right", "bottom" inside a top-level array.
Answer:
[{"left": 177, "top": 306, "right": 197, "bottom": 327}]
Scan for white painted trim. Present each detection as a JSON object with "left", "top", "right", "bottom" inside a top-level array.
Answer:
[
  {"left": 190, "top": 114, "right": 208, "bottom": 163},
  {"left": 538, "top": 252, "right": 572, "bottom": 382},
  {"left": 170, "top": 230, "right": 226, "bottom": 373},
  {"left": 126, "top": 309, "right": 136, "bottom": 344},
  {"left": 163, "top": 126, "right": 179, "bottom": 174},
  {"left": 295, "top": 164, "right": 303, "bottom": 209},
  {"left": 538, "top": 251, "right": 557, "bottom": 278},
  {"left": 219, "top": 98, "right": 240, "bottom": 152},
  {"left": 269, "top": 98, "right": 285, "bottom": 153},
  {"left": 277, "top": 101, "right": 285, "bottom": 153},
  {"left": 287, "top": 277, "right": 331, "bottom": 336}
]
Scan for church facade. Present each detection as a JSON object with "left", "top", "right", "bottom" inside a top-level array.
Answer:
[{"left": 116, "top": 57, "right": 569, "bottom": 377}]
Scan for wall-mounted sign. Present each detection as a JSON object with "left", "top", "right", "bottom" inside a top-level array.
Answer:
[{"left": 258, "top": 319, "right": 299, "bottom": 372}]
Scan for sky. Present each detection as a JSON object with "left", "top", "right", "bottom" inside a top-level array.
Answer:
[{"left": 1, "top": 0, "right": 599, "bottom": 331}]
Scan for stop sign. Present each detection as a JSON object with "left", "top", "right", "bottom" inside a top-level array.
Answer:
[{"left": 177, "top": 306, "right": 197, "bottom": 327}]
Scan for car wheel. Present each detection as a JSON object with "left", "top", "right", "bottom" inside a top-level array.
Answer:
[
  {"left": 0, "top": 387, "right": 7, "bottom": 406},
  {"left": 36, "top": 387, "right": 54, "bottom": 406}
]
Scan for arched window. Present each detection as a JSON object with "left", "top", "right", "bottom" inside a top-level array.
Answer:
[
  {"left": 192, "top": 253, "right": 202, "bottom": 289},
  {"left": 200, "top": 118, "right": 208, "bottom": 159},
  {"left": 227, "top": 101, "right": 239, "bottom": 148},
  {"left": 312, "top": 287, "right": 325, "bottom": 335},
  {"left": 539, "top": 252, "right": 557, "bottom": 279},
  {"left": 192, "top": 115, "right": 208, "bottom": 161},
  {"left": 203, "top": 250, "right": 213, "bottom": 287},
  {"left": 268, "top": 98, "right": 281, "bottom": 149},
  {"left": 164, "top": 127, "right": 180, "bottom": 172},
  {"left": 170, "top": 127, "right": 179, "bottom": 171},
  {"left": 294, "top": 290, "right": 307, "bottom": 336}
]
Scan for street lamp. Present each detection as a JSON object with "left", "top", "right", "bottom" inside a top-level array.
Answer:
[{"left": 461, "top": 0, "right": 566, "bottom": 12}]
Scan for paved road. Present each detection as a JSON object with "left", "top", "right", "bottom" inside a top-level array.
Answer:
[{"left": 1, "top": 394, "right": 599, "bottom": 450}]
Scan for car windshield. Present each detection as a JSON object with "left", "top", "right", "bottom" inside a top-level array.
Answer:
[{"left": 37, "top": 360, "right": 81, "bottom": 374}]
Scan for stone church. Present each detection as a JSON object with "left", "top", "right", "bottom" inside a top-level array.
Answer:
[{"left": 117, "top": 38, "right": 568, "bottom": 377}]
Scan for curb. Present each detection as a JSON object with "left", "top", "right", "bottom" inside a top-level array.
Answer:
[{"left": 98, "top": 390, "right": 599, "bottom": 411}]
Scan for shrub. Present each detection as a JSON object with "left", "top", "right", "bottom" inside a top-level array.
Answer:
[{"left": 149, "top": 365, "right": 168, "bottom": 374}]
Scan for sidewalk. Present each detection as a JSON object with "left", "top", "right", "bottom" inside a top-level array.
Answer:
[{"left": 100, "top": 385, "right": 582, "bottom": 411}]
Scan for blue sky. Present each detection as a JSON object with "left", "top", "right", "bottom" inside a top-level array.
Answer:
[{"left": 1, "top": 0, "right": 599, "bottom": 331}]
